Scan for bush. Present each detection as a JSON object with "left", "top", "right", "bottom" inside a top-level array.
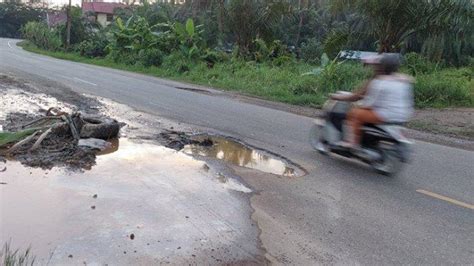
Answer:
[
  {"left": 300, "top": 38, "right": 323, "bottom": 64},
  {"left": 272, "top": 55, "right": 293, "bottom": 67},
  {"left": 304, "top": 54, "right": 371, "bottom": 93},
  {"left": 0, "top": 2, "right": 45, "bottom": 38},
  {"left": 414, "top": 68, "right": 473, "bottom": 107},
  {"left": 316, "top": 62, "right": 369, "bottom": 93},
  {"left": 201, "top": 50, "right": 220, "bottom": 68},
  {"left": 404, "top": 52, "right": 440, "bottom": 75},
  {"left": 162, "top": 52, "right": 190, "bottom": 74},
  {"left": 56, "top": 6, "right": 98, "bottom": 48},
  {"left": 291, "top": 77, "right": 319, "bottom": 95},
  {"left": 77, "top": 35, "right": 108, "bottom": 58},
  {"left": 22, "top": 21, "right": 61, "bottom": 51},
  {"left": 139, "top": 48, "right": 164, "bottom": 67}
]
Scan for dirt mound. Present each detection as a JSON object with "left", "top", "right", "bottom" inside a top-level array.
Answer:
[
  {"left": 157, "top": 130, "right": 213, "bottom": 150},
  {"left": 0, "top": 111, "right": 121, "bottom": 170}
]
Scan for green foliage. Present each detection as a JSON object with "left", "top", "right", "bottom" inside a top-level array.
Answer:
[
  {"left": 303, "top": 53, "right": 335, "bottom": 76},
  {"left": 226, "top": 0, "right": 293, "bottom": 55},
  {"left": 56, "top": 7, "right": 99, "bottom": 48},
  {"left": 417, "top": 0, "right": 473, "bottom": 66},
  {"left": 108, "top": 16, "right": 162, "bottom": 65},
  {"left": 22, "top": 21, "right": 61, "bottom": 51},
  {"left": 304, "top": 54, "right": 371, "bottom": 93},
  {"left": 141, "top": 48, "right": 164, "bottom": 67},
  {"left": 404, "top": 52, "right": 441, "bottom": 75},
  {"left": 22, "top": 40, "right": 473, "bottom": 108},
  {"left": 0, "top": 129, "right": 36, "bottom": 147},
  {"left": 77, "top": 31, "right": 108, "bottom": 58},
  {"left": 1, "top": 241, "right": 35, "bottom": 266},
  {"left": 16, "top": 0, "right": 474, "bottom": 109},
  {"left": 167, "top": 18, "right": 205, "bottom": 59},
  {"left": 162, "top": 52, "right": 189, "bottom": 73},
  {"left": 201, "top": 49, "right": 228, "bottom": 68},
  {"left": 0, "top": 2, "right": 45, "bottom": 38},
  {"left": 252, "top": 38, "right": 292, "bottom": 63},
  {"left": 300, "top": 38, "right": 323, "bottom": 64},
  {"left": 133, "top": 2, "right": 176, "bottom": 26},
  {"left": 330, "top": 0, "right": 473, "bottom": 65},
  {"left": 323, "top": 28, "right": 349, "bottom": 58},
  {"left": 414, "top": 68, "right": 473, "bottom": 107}
]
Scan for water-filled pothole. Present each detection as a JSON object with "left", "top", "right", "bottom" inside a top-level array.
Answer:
[
  {"left": 0, "top": 138, "right": 261, "bottom": 264},
  {"left": 182, "top": 135, "right": 304, "bottom": 177}
]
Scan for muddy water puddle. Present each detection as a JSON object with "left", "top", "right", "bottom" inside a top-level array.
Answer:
[
  {"left": 0, "top": 139, "right": 263, "bottom": 264},
  {"left": 183, "top": 135, "right": 304, "bottom": 177}
]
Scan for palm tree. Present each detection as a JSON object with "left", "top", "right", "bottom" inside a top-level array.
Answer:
[{"left": 330, "top": 0, "right": 473, "bottom": 57}]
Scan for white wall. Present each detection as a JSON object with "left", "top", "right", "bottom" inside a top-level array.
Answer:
[{"left": 97, "top": 13, "right": 108, "bottom": 28}]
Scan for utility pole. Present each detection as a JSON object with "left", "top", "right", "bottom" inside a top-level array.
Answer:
[{"left": 66, "top": 0, "right": 72, "bottom": 49}]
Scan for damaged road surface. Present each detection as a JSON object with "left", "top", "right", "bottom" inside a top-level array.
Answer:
[
  {"left": 0, "top": 76, "right": 266, "bottom": 264},
  {"left": 1, "top": 139, "right": 264, "bottom": 264},
  {"left": 2, "top": 38, "right": 474, "bottom": 265}
]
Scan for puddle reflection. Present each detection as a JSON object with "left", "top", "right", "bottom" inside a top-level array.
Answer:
[
  {"left": 0, "top": 138, "right": 257, "bottom": 264},
  {"left": 183, "top": 136, "right": 302, "bottom": 177},
  {"left": 96, "top": 138, "right": 120, "bottom": 156}
]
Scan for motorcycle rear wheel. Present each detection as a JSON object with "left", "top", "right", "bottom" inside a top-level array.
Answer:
[{"left": 372, "top": 142, "right": 402, "bottom": 176}]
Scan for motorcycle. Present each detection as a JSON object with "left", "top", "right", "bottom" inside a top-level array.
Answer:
[{"left": 309, "top": 92, "right": 413, "bottom": 176}]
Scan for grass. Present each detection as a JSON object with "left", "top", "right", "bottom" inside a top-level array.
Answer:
[
  {"left": 18, "top": 41, "right": 365, "bottom": 107},
  {"left": 0, "top": 129, "right": 36, "bottom": 147},
  {"left": 0, "top": 242, "right": 35, "bottom": 266},
  {"left": 19, "top": 41, "right": 474, "bottom": 108}
]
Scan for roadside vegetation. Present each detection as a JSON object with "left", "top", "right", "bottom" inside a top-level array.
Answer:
[
  {"left": 3, "top": 0, "right": 474, "bottom": 108},
  {"left": 0, "top": 242, "right": 35, "bottom": 266}
]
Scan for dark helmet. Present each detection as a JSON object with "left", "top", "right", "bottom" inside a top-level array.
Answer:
[{"left": 379, "top": 54, "right": 401, "bottom": 74}]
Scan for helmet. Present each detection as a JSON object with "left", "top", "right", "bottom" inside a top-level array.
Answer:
[{"left": 363, "top": 54, "right": 401, "bottom": 74}]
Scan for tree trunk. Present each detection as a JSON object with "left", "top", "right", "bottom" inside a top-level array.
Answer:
[
  {"left": 66, "top": 0, "right": 71, "bottom": 49},
  {"left": 295, "top": 0, "right": 308, "bottom": 47},
  {"left": 192, "top": 0, "right": 199, "bottom": 18},
  {"left": 216, "top": 0, "right": 225, "bottom": 45}
]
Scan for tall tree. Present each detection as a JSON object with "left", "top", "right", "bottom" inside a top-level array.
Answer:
[
  {"left": 330, "top": 0, "right": 473, "bottom": 56},
  {"left": 216, "top": 0, "right": 225, "bottom": 45},
  {"left": 295, "top": 0, "right": 308, "bottom": 46}
]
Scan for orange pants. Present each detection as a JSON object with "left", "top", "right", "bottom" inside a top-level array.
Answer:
[{"left": 347, "top": 108, "right": 383, "bottom": 145}]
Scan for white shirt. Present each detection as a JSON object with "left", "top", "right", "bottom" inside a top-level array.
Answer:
[{"left": 361, "top": 75, "right": 414, "bottom": 122}]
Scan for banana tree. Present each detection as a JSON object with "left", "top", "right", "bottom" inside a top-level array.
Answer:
[{"left": 156, "top": 18, "right": 204, "bottom": 59}]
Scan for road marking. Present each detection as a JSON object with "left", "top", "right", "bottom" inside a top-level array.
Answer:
[
  {"left": 416, "top": 189, "right": 474, "bottom": 210},
  {"left": 73, "top": 77, "right": 97, "bottom": 86},
  {"left": 7, "top": 41, "right": 13, "bottom": 48}
]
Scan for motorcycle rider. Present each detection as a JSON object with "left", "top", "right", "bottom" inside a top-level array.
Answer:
[{"left": 331, "top": 54, "right": 414, "bottom": 149}]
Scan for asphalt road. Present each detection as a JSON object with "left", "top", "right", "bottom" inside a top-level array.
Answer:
[{"left": 1, "top": 38, "right": 473, "bottom": 264}]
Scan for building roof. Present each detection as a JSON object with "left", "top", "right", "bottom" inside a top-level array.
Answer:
[
  {"left": 82, "top": 2, "right": 126, "bottom": 15},
  {"left": 338, "top": 50, "right": 400, "bottom": 61}
]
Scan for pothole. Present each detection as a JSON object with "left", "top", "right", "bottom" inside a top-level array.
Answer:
[
  {"left": 182, "top": 135, "right": 305, "bottom": 177},
  {"left": 1, "top": 138, "right": 263, "bottom": 264}
]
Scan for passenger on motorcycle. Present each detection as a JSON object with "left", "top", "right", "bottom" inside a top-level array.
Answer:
[{"left": 330, "top": 54, "right": 414, "bottom": 149}]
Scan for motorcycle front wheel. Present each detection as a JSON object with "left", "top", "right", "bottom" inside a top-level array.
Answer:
[{"left": 309, "top": 122, "right": 328, "bottom": 155}]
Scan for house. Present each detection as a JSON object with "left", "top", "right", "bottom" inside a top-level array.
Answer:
[{"left": 82, "top": 2, "right": 125, "bottom": 27}]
